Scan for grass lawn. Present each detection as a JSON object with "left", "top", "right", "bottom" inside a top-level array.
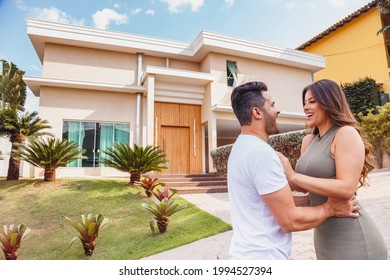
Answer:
[{"left": 0, "top": 178, "right": 232, "bottom": 260}]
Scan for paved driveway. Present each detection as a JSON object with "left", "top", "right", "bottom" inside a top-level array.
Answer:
[{"left": 143, "top": 170, "right": 390, "bottom": 260}]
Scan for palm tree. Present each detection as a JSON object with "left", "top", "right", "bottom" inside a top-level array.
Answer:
[
  {"left": 0, "top": 59, "right": 26, "bottom": 111},
  {"left": 0, "top": 108, "right": 52, "bottom": 180},
  {"left": 100, "top": 143, "right": 168, "bottom": 185},
  {"left": 19, "top": 137, "right": 84, "bottom": 181}
]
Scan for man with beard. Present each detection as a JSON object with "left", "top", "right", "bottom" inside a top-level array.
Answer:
[{"left": 228, "top": 81, "right": 360, "bottom": 260}]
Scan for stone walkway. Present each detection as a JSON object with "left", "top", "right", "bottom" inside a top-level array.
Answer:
[{"left": 143, "top": 170, "right": 390, "bottom": 260}]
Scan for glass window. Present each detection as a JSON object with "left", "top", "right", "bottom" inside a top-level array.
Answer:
[
  {"left": 62, "top": 121, "right": 130, "bottom": 167},
  {"left": 226, "top": 61, "right": 238, "bottom": 87}
]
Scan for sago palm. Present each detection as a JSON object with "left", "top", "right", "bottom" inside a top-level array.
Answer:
[
  {"left": 0, "top": 224, "right": 31, "bottom": 260},
  {"left": 65, "top": 213, "right": 109, "bottom": 256},
  {"left": 101, "top": 143, "right": 168, "bottom": 185},
  {"left": 19, "top": 137, "right": 84, "bottom": 182},
  {"left": 0, "top": 108, "right": 52, "bottom": 180}
]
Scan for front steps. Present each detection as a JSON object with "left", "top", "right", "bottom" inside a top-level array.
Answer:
[{"left": 150, "top": 173, "right": 228, "bottom": 194}]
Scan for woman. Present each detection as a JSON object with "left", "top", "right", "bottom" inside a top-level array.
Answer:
[{"left": 279, "top": 79, "right": 387, "bottom": 260}]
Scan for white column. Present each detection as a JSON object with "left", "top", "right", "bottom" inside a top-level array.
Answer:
[
  {"left": 146, "top": 75, "right": 155, "bottom": 146},
  {"left": 208, "top": 116, "right": 217, "bottom": 173}
]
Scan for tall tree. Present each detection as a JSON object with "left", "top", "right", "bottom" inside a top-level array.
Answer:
[
  {"left": 0, "top": 109, "right": 52, "bottom": 180},
  {"left": 0, "top": 59, "right": 26, "bottom": 111},
  {"left": 377, "top": 0, "right": 390, "bottom": 34}
]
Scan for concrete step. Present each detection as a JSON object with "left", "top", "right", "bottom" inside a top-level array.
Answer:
[{"left": 148, "top": 173, "right": 228, "bottom": 194}]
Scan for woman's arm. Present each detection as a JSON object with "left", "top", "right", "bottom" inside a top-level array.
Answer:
[{"left": 288, "top": 126, "right": 364, "bottom": 199}]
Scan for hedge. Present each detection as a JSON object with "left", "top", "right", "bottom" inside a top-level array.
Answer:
[{"left": 210, "top": 130, "right": 307, "bottom": 176}]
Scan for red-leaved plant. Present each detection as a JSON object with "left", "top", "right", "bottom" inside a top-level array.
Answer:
[{"left": 141, "top": 186, "right": 186, "bottom": 234}]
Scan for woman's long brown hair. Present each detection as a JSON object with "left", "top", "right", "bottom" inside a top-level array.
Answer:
[{"left": 302, "top": 79, "right": 375, "bottom": 186}]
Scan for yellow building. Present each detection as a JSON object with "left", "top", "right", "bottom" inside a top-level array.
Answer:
[{"left": 297, "top": 1, "right": 390, "bottom": 95}]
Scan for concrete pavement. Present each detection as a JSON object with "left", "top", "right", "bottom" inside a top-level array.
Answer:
[{"left": 142, "top": 170, "right": 390, "bottom": 260}]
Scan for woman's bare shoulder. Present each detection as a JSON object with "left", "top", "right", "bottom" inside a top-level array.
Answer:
[{"left": 301, "top": 133, "right": 315, "bottom": 153}]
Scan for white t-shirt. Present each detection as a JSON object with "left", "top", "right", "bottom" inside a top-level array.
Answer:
[{"left": 227, "top": 134, "right": 291, "bottom": 260}]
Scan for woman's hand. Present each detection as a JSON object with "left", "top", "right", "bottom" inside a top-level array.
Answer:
[{"left": 277, "top": 152, "right": 307, "bottom": 192}]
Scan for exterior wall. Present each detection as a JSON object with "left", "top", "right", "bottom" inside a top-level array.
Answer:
[
  {"left": 169, "top": 59, "right": 200, "bottom": 72},
  {"left": 43, "top": 43, "right": 138, "bottom": 85},
  {"left": 206, "top": 53, "right": 314, "bottom": 112},
  {"left": 303, "top": 9, "right": 389, "bottom": 86},
  {"left": 0, "top": 139, "right": 11, "bottom": 177},
  {"left": 37, "top": 87, "right": 137, "bottom": 178},
  {"left": 199, "top": 52, "right": 312, "bottom": 172}
]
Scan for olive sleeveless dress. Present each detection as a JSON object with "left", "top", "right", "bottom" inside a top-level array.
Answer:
[{"left": 295, "top": 125, "right": 387, "bottom": 260}]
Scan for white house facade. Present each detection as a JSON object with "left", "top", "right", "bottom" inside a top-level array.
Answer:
[{"left": 0, "top": 19, "right": 325, "bottom": 178}]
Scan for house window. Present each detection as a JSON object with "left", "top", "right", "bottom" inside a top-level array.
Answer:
[
  {"left": 227, "top": 61, "right": 238, "bottom": 87},
  {"left": 62, "top": 121, "right": 130, "bottom": 167}
]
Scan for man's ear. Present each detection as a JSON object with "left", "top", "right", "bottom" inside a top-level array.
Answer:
[{"left": 252, "top": 107, "right": 262, "bottom": 120}]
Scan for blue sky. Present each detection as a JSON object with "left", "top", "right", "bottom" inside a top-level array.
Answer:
[{"left": 0, "top": 0, "right": 372, "bottom": 110}]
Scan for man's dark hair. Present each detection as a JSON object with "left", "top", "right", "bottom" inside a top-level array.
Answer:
[{"left": 231, "top": 81, "right": 268, "bottom": 126}]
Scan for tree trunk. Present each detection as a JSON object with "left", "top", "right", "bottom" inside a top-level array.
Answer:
[
  {"left": 44, "top": 169, "right": 56, "bottom": 182},
  {"left": 6, "top": 155, "right": 20, "bottom": 180},
  {"left": 6, "top": 134, "right": 25, "bottom": 181},
  {"left": 129, "top": 172, "right": 141, "bottom": 185}
]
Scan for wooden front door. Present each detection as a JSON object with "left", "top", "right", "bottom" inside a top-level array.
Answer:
[
  {"left": 161, "top": 126, "right": 190, "bottom": 174},
  {"left": 155, "top": 102, "right": 202, "bottom": 174}
]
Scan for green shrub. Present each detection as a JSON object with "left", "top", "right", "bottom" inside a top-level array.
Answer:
[
  {"left": 210, "top": 144, "right": 232, "bottom": 176},
  {"left": 268, "top": 130, "right": 307, "bottom": 169},
  {"left": 358, "top": 103, "right": 390, "bottom": 168},
  {"left": 341, "top": 77, "right": 380, "bottom": 119},
  {"left": 210, "top": 130, "right": 306, "bottom": 176}
]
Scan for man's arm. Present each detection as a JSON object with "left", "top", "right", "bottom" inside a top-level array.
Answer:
[{"left": 262, "top": 184, "right": 359, "bottom": 233}]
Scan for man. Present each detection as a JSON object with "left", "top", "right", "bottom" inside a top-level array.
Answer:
[{"left": 228, "top": 81, "right": 359, "bottom": 260}]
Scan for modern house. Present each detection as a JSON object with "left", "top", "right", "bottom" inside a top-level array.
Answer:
[
  {"left": 8, "top": 18, "right": 325, "bottom": 178},
  {"left": 297, "top": 0, "right": 390, "bottom": 99}
]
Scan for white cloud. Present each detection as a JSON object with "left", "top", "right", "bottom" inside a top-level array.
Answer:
[
  {"left": 131, "top": 8, "right": 142, "bottom": 15},
  {"left": 15, "top": 0, "right": 28, "bottom": 11},
  {"left": 146, "top": 9, "right": 156, "bottom": 15},
  {"left": 224, "top": 0, "right": 234, "bottom": 8},
  {"left": 328, "top": 0, "right": 346, "bottom": 8},
  {"left": 29, "top": 7, "right": 85, "bottom": 25},
  {"left": 285, "top": 1, "right": 297, "bottom": 9},
  {"left": 92, "top": 8, "right": 128, "bottom": 30},
  {"left": 161, "top": 0, "right": 204, "bottom": 13}
]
